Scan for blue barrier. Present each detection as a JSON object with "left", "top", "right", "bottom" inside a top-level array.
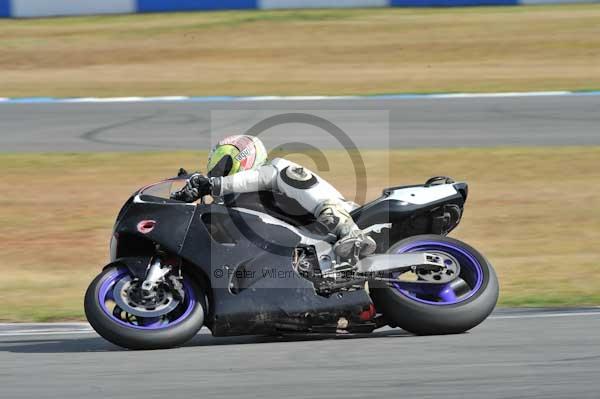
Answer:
[
  {"left": 137, "top": 0, "right": 257, "bottom": 13},
  {"left": 0, "top": 0, "right": 10, "bottom": 17},
  {"left": 391, "top": 0, "right": 518, "bottom": 5}
]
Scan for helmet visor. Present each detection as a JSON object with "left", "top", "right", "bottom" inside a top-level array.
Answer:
[{"left": 208, "top": 155, "right": 234, "bottom": 178}]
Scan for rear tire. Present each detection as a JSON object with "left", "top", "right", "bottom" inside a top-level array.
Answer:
[
  {"left": 84, "top": 266, "right": 206, "bottom": 350},
  {"left": 369, "top": 235, "right": 499, "bottom": 335}
]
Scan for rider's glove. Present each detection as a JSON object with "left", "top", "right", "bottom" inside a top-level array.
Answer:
[
  {"left": 188, "top": 174, "right": 212, "bottom": 196},
  {"left": 171, "top": 174, "right": 212, "bottom": 202}
]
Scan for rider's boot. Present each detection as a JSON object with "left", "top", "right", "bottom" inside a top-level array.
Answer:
[{"left": 315, "top": 201, "right": 377, "bottom": 259}]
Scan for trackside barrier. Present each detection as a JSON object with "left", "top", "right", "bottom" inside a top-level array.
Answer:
[{"left": 1, "top": 0, "right": 599, "bottom": 18}]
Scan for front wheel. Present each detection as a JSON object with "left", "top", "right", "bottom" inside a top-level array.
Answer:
[
  {"left": 369, "top": 235, "right": 499, "bottom": 335},
  {"left": 84, "top": 266, "right": 206, "bottom": 349}
]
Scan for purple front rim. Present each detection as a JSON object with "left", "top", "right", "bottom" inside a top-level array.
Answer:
[
  {"left": 392, "top": 241, "right": 484, "bottom": 306},
  {"left": 98, "top": 268, "right": 196, "bottom": 330}
]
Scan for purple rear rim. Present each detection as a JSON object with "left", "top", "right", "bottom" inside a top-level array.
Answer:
[
  {"left": 98, "top": 268, "right": 196, "bottom": 330},
  {"left": 392, "top": 241, "right": 484, "bottom": 306}
]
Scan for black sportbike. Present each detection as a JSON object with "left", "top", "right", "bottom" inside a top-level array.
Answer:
[{"left": 85, "top": 174, "right": 499, "bottom": 349}]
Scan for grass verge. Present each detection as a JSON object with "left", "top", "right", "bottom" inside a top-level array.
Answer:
[
  {"left": 0, "top": 5, "right": 599, "bottom": 97},
  {"left": 0, "top": 147, "right": 599, "bottom": 321}
]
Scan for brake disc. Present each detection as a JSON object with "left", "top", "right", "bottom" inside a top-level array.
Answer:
[{"left": 113, "top": 275, "right": 180, "bottom": 318}]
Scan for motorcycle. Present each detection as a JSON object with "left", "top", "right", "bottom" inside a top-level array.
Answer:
[{"left": 84, "top": 174, "right": 499, "bottom": 349}]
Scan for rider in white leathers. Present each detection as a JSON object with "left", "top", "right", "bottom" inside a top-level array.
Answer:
[{"left": 173, "top": 135, "right": 375, "bottom": 258}]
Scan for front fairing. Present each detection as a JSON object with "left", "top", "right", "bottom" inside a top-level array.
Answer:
[{"left": 110, "top": 176, "right": 195, "bottom": 261}]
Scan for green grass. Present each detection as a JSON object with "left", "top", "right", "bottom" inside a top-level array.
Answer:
[{"left": 1, "top": 147, "right": 600, "bottom": 321}]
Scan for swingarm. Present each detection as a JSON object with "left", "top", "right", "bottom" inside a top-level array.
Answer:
[{"left": 320, "top": 252, "right": 461, "bottom": 292}]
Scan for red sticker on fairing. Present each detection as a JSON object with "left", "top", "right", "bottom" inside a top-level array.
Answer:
[{"left": 137, "top": 220, "right": 156, "bottom": 234}]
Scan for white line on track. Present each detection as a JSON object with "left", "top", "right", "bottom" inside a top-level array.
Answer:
[
  {"left": 1, "top": 90, "right": 599, "bottom": 104},
  {"left": 0, "top": 312, "right": 599, "bottom": 338},
  {"left": 488, "top": 311, "right": 600, "bottom": 320}
]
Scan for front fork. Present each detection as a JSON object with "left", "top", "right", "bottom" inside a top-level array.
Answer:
[
  {"left": 140, "top": 257, "right": 172, "bottom": 298},
  {"left": 114, "top": 254, "right": 185, "bottom": 301}
]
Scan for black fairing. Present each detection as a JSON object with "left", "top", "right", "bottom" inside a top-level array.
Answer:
[
  {"left": 113, "top": 201, "right": 195, "bottom": 258},
  {"left": 110, "top": 180, "right": 466, "bottom": 336},
  {"left": 112, "top": 197, "right": 372, "bottom": 336},
  {"left": 222, "top": 191, "right": 329, "bottom": 234}
]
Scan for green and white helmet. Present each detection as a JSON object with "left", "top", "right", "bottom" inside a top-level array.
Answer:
[{"left": 207, "top": 135, "right": 268, "bottom": 177}]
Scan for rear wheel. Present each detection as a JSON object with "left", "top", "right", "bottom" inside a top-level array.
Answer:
[
  {"left": 369, "top": 235, "right": 499, "bottom": 335},
  {"left": 84, "top": 266, "right": 205, "bottom": 349}
]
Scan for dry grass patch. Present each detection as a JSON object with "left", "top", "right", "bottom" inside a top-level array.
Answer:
[
  {"left": 0, "top": 5, "right": 599, "bottom": 97},
  {"left": 0, "top": 147, "right": 599, "bottom": 321}
]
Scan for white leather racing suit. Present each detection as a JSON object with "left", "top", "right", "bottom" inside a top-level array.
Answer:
[{"left": 210, "top": 158, "right": 359, "bottom": 239}]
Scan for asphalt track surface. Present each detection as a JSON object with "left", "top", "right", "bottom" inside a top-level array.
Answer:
[
  {"left": 1, "top": 95, "right": 600, "bottom": 152},
  {"left": 1, "top": 308, "right": 599, "bottom": 399}
]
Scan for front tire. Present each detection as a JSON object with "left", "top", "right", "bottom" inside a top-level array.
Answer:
[
  {"left": 370, "top": 235, "right": 499, "bottom": 335},
  {"left": 84, "top": 266, "right": 206, "bottom": 350}
]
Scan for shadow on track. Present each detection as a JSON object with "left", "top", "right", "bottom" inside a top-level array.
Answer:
[
  {"left": 0, "top": 337, "right": 120, "bottom": 353},
  {"left": 0, "top": 328, "right": 412, "bottom": 354}
]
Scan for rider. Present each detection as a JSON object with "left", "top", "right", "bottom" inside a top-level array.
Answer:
[{"left": 173, "top": 135, "right": 375, "bottom": 258}]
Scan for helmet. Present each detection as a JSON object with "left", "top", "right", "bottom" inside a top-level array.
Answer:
[{"left": 207, "top": 135, "right": 268, "bottom": 177}]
